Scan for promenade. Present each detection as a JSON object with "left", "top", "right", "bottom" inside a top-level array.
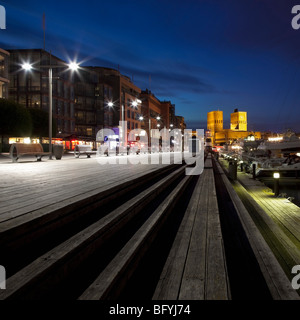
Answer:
[
  {"left": 219, "top": 158, "right": 300, "bottom": 279},
  {"left": 0, "top": 152, "right": 172, "bottom": 232},
  {"left": 0, "top": 152, "right": 299, "bottom": 300}
]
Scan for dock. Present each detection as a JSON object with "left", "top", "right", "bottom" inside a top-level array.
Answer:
[
  {"left": 0, "top": 152, "right": 299, "bottom": 300},
  {"left": 219, "top": 158, "right": 300, "bottom": 282}
]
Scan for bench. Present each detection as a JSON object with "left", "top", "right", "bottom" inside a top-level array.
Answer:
[
  {"left": 10, "top": 143, "right": 50, "bottom": 163},
  {"left": 74, "top": 145, "right": 97, "bottom": 158}
]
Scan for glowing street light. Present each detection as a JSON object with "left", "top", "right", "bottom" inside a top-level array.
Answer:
[
  {"left": 273, "top": 172, "right": 280, "bottom": 179},
  {"left": 68, "top": 62, "right": 79, "bottom": 71},
  {"left": 22, "top": 60, "right": 80, "bottom": 159},
  {"left": 22, "top": 62, "right": 33, "bottom": 71},
  {"left": 108, "top": 101, "right": 114, "bottom": 108},
  {"left": 273, "top": 172, "right": 280, "bottom": 197}
]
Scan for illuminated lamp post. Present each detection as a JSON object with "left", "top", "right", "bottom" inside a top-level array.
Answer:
[
  {"left": 273, "top": 172, "right": 280, "bottom": 197},
  {"left": 138, "top": 115, "right": 162, "bottom": 152},
  {"left": 109, "top": 99, "right": 141, "bottom": 150},
  {"left": 22, "top": 60, "right": 80, "bottom": 159}
]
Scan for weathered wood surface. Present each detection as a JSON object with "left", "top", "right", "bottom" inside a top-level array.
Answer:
[
  {"left": 153, "top": 157, "right": 230, "bottom": 300},
  {"left": 79, "top": 174, "right": 192, "bottom": 300},
  {"left": 220, "top": 158, "right": 300, "bottom": 244},
  {"left": 218, "top": 158, "right": 300, "bottom": 300},
  {"left": 0, "top": 166, "right": 187, "bottom": 300},
  {"left": 0, "top": 154, "right": 170, "bottom": 233}
]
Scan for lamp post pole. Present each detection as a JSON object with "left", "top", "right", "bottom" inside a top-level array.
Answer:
[
  {"left": 274, "top": 172, "right": 280, "bottom": 197},
  {"left": 22, "top": 61, "right": 79, "bottom": 159},
  {"left": 149, "top": 118, "right": 151, "bottom": 150},
  {"left": 122, "top": 104, "right": 125, "bottom": 148},
  {"left": 49, "top": 67, "right": 53, "bottom": 159}
]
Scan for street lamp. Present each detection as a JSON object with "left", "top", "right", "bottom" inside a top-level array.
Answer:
[
  {"left": 273, "top": 172, "right": 280, "bottom": 197},
  {"left": 68, "top": 62, "right": 80, "bottom": 71},
  {"left": 22, "top": 63, "right": 32, "bottom": 71},
  {"left": 108, "top": 98, "right": 141, "bottom": 149},
  {"left": 22, "top": 60, "right": 80, "bottom": 159}
]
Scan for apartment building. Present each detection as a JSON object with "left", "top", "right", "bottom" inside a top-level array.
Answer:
[
  {"left": 0, "top": 48, "right": 9, "bottom": 99},
  {"left": 8, "top": 49, "right": 75, "bottom": 139}
]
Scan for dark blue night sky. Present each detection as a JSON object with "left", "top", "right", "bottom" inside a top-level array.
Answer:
[{"left": 1, "top": 0, "right": 300, "bottom": 132}]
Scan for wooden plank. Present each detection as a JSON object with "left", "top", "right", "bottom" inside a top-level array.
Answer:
[
  {"left": 79, "top": 176, "right": 192, "bottom": 300},
  {"left": 155, "top": 159, "right": 230, "bottom": 300},
  {"left": 221, "top": 159, "right": 300, "bottom": 245},
  {"left": 206, "top": 169, "right": 230, "bottom": 300},
  {"left": 216, "top": 161, "right": 300, "bottom": 300},
  {"left": 0, "top": 169, "right": 133, "bottom": 214},
  {"left": 0, "top": 165, "right": 173, "bottom": 235},
  {"left": 153, "top": 171, "right": 205, "bottom": 300},
  {"left": 179, "top": 170, "right": 209, "bottom": 300},
  {"left": 0, "top": 166, "right": 187, "bottom": 300}
]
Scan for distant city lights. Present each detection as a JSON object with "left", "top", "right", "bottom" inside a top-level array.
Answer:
[{"left": 268, "top": 137, "right": 283, "bottom": 142}]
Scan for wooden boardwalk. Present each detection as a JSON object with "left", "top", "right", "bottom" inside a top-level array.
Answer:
[
  {"left": 153, "top": 157, "right": 230, "bottom": 300},
  {"left": 1, "top": 152, "right": 298, "bottom": 300},
  {"left": 0, "top": 154, "right": 169, "bottom": 234},
  {"left": 219, "top": 158, "right": 300, "bottom": 280}
]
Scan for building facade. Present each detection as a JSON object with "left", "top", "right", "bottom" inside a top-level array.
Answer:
[
  {"left": 4, "top": 49, "right": 186, "bottom": 151},
  {"left": 0, "top": 48, "right": 9, "bottom": 99},
  {"left": 89, "top": 67, "right": 142, "bottom": 146},
  {"left": 139, "top": 90, "right": 184, "bottom": 138},
  {"left": 207, "top": 109, "right": 260, "bottom": 145},
  {"left": 8, "top": 49, "right": 75, "bottom": 141},
  {"left": 230, "top": 109, "right": 247, "bottom": 131},
  {"left": 207, "top": 110, "right": 224, "bottom": 134},
  {"left": 74, "top": 68, "right": 113, "bottom": 143},
  {"left": 175, "top": 115, "right": 186, "bottom": 133},
  {"left": 140, "top": 89, "right": 162, "bottom": 138}
]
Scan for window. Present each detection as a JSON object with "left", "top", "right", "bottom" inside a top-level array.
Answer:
[
  {"left": 127, "top": 110, "right": 130, "bottom": 119},
  {"left": 13, "top": 76, "right": 18, "bottom": 87},
  {"left": 87, "top": 128, "right": 93, "bottom": 136}
]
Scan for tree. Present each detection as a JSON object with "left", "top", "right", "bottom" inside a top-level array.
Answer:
[
  {"left": 27, "top": 108, "right": 57, "bottom": 140},
  {"left": 0, "top": 99, "right": 57, "bottom": 152},
  {"left": 0, "top": 99, "right": 32, "bottom": 137}
]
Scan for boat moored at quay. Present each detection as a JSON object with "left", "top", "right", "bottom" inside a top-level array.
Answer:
[{"left": 220, "top": 132, "right": 300, "bottom": 178}]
